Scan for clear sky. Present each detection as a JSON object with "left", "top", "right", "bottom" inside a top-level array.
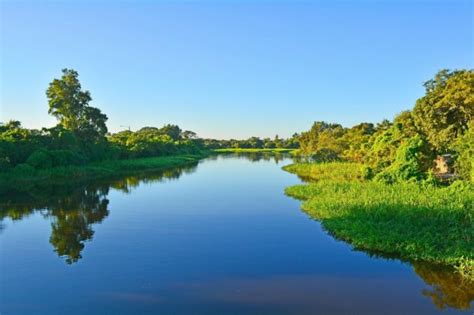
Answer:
[{"left": 1, "top": 0, "right": 472, "bottom": 139}]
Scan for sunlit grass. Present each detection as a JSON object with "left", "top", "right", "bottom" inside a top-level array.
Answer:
[
  {"left": 284, "top": 162, "right": 474, "bottom": 281},
  {"left": 283, "top": 162, "right": 366, "bottom": 182}
]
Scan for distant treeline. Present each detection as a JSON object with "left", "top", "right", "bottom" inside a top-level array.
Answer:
[
  {"left": 202, "top": 135, "right": 299, "bottom": 150},
  {"left": 0, "top": 68, "right": 301, "bottom": 174},
  {"left": 1, "top": 68, "right": 472, "bottom": 183},
  {"left": 297, "top": 69, "right": 473, "bottom": 183}
]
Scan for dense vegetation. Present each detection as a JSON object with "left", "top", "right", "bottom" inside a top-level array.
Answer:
[
  {"left": 284, "top": 69, "right": 474, "bottom": 281},
  {"left": 213, "top": 148, "right": 295, "bottom": 153},
  {"left": 0, "top": 69, "right": 207, "bottom": 183},
  {"left": 297, "top": 69, "right": 473, "bottom": 182},
  {"left": 203, "top": 134, "right": 299, "bottom": 150},
  {"left": 284, "top": 163, "right": 473, "bottom": 280},
  {"left": 0, "top": 69, "right": 299, "bottom": 184}
]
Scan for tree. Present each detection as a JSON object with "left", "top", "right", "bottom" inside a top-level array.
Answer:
[
  {"left": 452, "top": 120, "right": 474, "bottom": 181},
  {"left": 159, "top": 124, "right": 182, "bottom": 141},
  {"left": 299, "top": 121, "right": 346, "bottom": 157},
  {"left": 412, "top": 69, "right": 474, "bottom": 152},
  {"left": 46, "top": 69, "right": 108, "bottom": 141},
  {"left": 182, "top": 130, "right": 197, "bottom": 139},
  {"left": 340, "top": 122, "right": 375, "bottom": 162}
]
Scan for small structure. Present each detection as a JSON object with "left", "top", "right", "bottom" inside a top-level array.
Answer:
[{"left": 434, "top": 154, "right": 455, "bottom": 179}]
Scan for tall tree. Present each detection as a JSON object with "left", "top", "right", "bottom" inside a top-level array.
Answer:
[
  {"left": 412, "top": 69, "right": 474, "bottom": 152},
  {"left": 46, "top": 69, "right": 108, "bottom": 141}
]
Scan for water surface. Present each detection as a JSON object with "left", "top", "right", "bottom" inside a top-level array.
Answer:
[{"left": 1, "top": 154, "right": 472, "bottom": 314}]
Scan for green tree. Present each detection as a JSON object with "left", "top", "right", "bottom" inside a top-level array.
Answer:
[
  {"left": 46, "top": 69, "right": 108, "bottom": 141},
  {"left": 412, "top": 69, "right": 474, "bottom": 152},
  {"left": 159, "top": 124, "right": 182, "bottom": 141},
  {"left": 452, "top": 121, "right": 474, "bottom": 181}
]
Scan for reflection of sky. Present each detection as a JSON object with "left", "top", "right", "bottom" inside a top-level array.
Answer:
[{"left": 0, "top": 156, "right": 470, "bottom": 314}]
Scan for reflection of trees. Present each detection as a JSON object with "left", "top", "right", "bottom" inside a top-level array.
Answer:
[
  {"left": 48, "top": 187, "right": 110, "bottom": 264},
  {"left": 108, "top": 162, "right": 197, "bottom": 194},
  {"left": 0, "top": 162, "right": 198, "bottom": 263},
  {"left": 301, "top": 219, "right": 473, "bottom": 311},
  {"left": 414, "top": 262, "right": 474, "bottom": 310},
  {"left": 215, "top": 152, "right": 290, "bottom": 164}
]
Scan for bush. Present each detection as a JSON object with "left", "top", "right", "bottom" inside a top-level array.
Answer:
[
  {"left": 27, "top": 149, "right": 53, "bottom": 169},
  {"left": 12, "top": 163, "right": 36, "bottom": 176},
  {"left": 49, "top": 150, "right": 88, "bottom": 167},
  {"left": 452, "top": 122, "right": 473, "bottom": 181},
  {"left": 311, "top": 148, "right": 340, "bottom": 162},
  {"left": 284, "top": 163, "right": 474, "bottom": 281},
  {"left": 0, "top": 157, "right": 11, "bottom": 172}
]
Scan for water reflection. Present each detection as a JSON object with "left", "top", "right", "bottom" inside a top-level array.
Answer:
[
  {"left": 0, "top": 155, "right": 472, "bottom": 312},
  {"left": 296, "top": 209, "right": 473, "bottom": 311},
  {"left": 210, "top": 151, "right": 303, "bottom": 164},
  {"left": 0, "top": 162, "right": 198, "bottom": 264},
  {"left": 415, "top": 263, "right": 474, "bottom": 310}
]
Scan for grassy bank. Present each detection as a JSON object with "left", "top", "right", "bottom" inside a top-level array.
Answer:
[
  {"left": 0, "top": 153, "right": 207, "bottom": 189},
  {"left": 214, "top": 148, "right": 296, "bottom": 153},
  {"left": 283, "top": 162, "right": 474, "bottom": 281}
]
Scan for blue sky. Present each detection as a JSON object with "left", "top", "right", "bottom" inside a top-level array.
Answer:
[{"left": 1, "top": 0, "right": 472, "bottom": 139}]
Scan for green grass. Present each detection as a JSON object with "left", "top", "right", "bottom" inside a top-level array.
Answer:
[
  {"left": 0, "top": 153, "right": 206, "bottom": 189},
  {"left": 214, "top": 148, "right": 296, "bottom": 153},
  {"left": 283, "top": 162, "right": 367, "bottom": 182},
  {"left": 283, "top": 162, "right": 474, "bottom": 281}
]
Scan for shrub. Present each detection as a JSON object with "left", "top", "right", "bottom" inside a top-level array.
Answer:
[
  {"left": 0, "top": 157, "right": 11, "bottom": 172},
  {"left": 12, "top": 163, "right": 36, "bottom": 176},
  {"left": 26, "top": 149, "right": 53, "bottom": 169},
  {"left": 49, "top": 150, "right": 88, "bottom": 167},
  {"left": 310, "top": 148, "right": 340, "bottom": 162},
  {"left": 452, "top": 122, "right": 473, "bottom": 181}
]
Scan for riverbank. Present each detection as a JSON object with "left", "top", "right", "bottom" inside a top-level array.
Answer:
[
  {"left": 0, "top": 153, "right": 207, "bottom": 190},
  {"left": 283, "top": 162, "right": 474, "bottom": 281},
  {"left": 214, "top": 148, "right": 296, "bottom": 153}
]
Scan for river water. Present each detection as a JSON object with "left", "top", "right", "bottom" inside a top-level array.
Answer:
[{"left": 1, "top": 153, "right": 472, "bottom": 314}]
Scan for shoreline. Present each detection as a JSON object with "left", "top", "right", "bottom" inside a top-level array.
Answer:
[
  {"left": 213, "top": 148, "right": 296, "bottom": 153},
  {"left": 0, "top": 153, "right": 207, "bottom": 191},
  {"left": 283, "top": 162, "right": 474, "bottom": 281}
]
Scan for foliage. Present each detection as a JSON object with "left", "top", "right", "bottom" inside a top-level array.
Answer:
[
  {"left": 214, "top": 148, "right": 295, "bottom": 153},
  {"left": 296, "top": 69, "right": 473, "bottom": 182},
  {"left": 373, "top": 135, "right": 432, "bottom": 183},
  {"left": 46, "top": 68, "right": 108, "bottom": 142},
  {"left": 452, "top": 121, "right": 474, "bottom": 181},
  {"left": 283, "top": 162, "right": 366, "bottom": 183},
  {"left": 284, "top": 162, "right": 474, "bottom": 281},
  {"left": 0, "top": 154, "right": 205, "bottom": 189},
  {"left": 0, "top": 69, "right": 204, "bottom": 177},
  {"left": 412, "top": 69, "right": 474, "bottom": 152},
  {"left": 203, "top": 134, "right": 299, "bottom": 150},
  {"left": 108, "top": 125, "right": 203, "bottom": 158}
]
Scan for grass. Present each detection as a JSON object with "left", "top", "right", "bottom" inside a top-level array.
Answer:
[
  {"left": 283, "top": 161, "right": 367, "bottom": 182},
  {"left": 0, "top": 153, "right": 206, "bottom": 189},
  {"left": 214, "top": 148, "right": 296, "bottom": 153},
  {"left": 283, "top": 162, "right": 474, "bottom": 281}
]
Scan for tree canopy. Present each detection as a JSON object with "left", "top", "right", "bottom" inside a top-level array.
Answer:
[
  {"left": 297, "top": 69, "right": 473, "bottom": 181},
  {"left": 46, "top": 69, "right": 108, "bottom": 142}
]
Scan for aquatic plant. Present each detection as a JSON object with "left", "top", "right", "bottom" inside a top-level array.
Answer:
[{"left": 284, "top": 162, "right": 474, "bottom": 281}]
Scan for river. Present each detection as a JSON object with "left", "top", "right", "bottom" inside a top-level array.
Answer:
[{"left": 0, "top": 153, "right": 472, "bottom": 314}]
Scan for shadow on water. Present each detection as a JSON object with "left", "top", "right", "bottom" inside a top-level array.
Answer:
[
  {"left": 0, "top": 153, "right": 472, "bottom": 311},
  {"left": 0, "top": 162, "right": 199, "bottom": 264}
]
